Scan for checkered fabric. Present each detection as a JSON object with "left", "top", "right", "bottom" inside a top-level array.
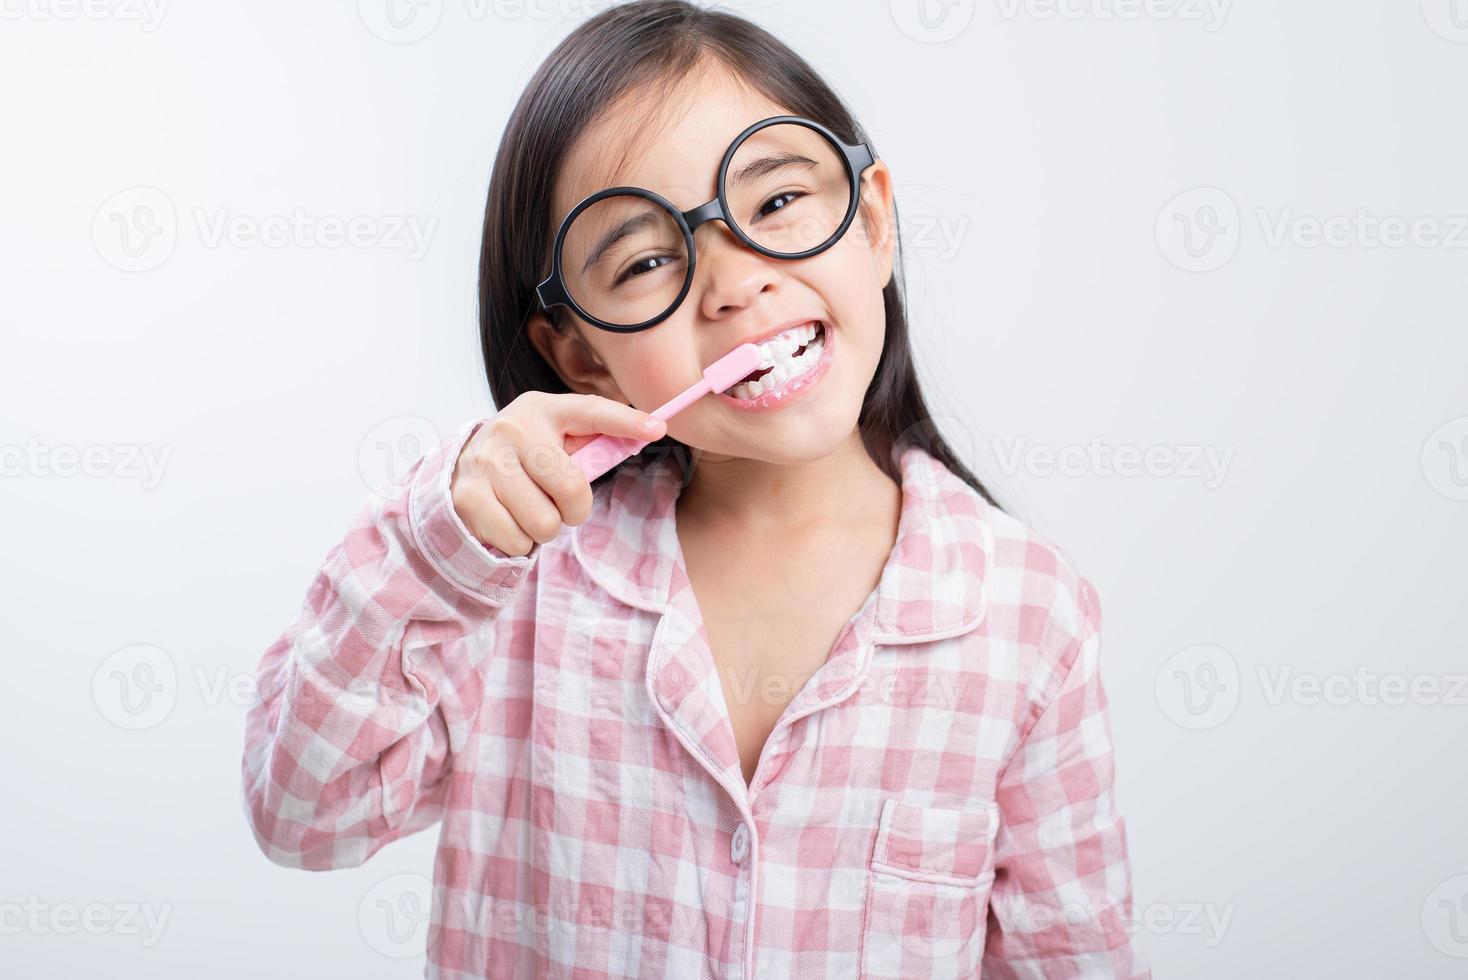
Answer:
[{"left": 241, "top": 417, "right": 1148, "bottom": 979}]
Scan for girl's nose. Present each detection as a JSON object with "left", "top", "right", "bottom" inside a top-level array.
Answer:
[{"left": 693, "top": 221, "right": 780, "bottom": 321}]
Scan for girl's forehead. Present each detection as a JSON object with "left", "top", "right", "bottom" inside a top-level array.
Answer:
[{"left": 554, "top": 69, "right": 790, "bottom": 216}]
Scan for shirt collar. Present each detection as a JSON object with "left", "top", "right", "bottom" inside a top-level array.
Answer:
[{"left": 570, "top": 443, "right": 989, "bottom": 643}]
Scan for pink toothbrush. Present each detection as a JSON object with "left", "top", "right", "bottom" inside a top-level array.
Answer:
[{"left": 570, "top": 342, "right": 764, "bottom": 481}]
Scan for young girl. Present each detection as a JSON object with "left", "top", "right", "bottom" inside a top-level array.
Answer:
[{"left": 241, "top": 2, "right": 1146, "bottom": 976}]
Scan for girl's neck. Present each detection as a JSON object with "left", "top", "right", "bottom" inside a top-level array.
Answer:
[{"left": 675, "top": 429, "right": 899, "bottom": 536}]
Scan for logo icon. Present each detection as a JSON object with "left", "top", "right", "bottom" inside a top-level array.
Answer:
[
  {"left": 1422, "top": 874, "right": 1468, "bottom": 958},
  {"left": 358, "top": 415, "right": 441, "bottom": 494},
  {"left": 93, "top": 186, "right": 177, "bottom": 272},
  {"left": 359, "top": 872, "right": 436, "bottom": 957},
  {"left": 359, "top": 0, "right": 443, "bottom": 43},
  {"left": 1155, "top": 643, "right": 1239, "bottom": 730},
  {"left": 890, "top": 0, "right": 976, "bottom": 43},
  {"left": 92, "top": 644, "right": 178, "bottom": 730},
  {"left": 1422, "top": 416, "right": 1468, "bottom": 502},
  {"left": 901, "top": 884, "right": 971, "bottom": 963},
  {"left": 1156, "top": 187, "right": 1239, "bottom": 272},
  {"left": 1422, "top": 0, "right": 1468, "bottom": 42},
  {"left": 894, "top": 414, "right": 976, "bottom": 492}
]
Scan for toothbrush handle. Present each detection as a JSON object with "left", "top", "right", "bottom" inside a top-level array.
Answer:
[
  {"left": 570, "top": 433, "right": 650, "bottom": 481},
  {"left": 570, "top": 375, "right": 718, "bottom": 481}
]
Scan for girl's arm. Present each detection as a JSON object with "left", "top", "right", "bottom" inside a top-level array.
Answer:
[
  {"left": 240, "top": 418, "right": 538, "bottom": 870},
  {"left": 982, "top": 578, "right": 1150, "bottom": 978}
]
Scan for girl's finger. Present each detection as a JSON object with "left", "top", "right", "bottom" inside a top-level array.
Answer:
[
  {"left": 502, "top": 424, "right": 598, "bottom": 527},
  {"left": 457, "top": 479, "right": 536, "bottom": 556},
  {"left": 489, "top": 445, "right": 566, "bottom": 545},
  {"left": 553, "top": 393, "right": 666, "bottom": 442}
]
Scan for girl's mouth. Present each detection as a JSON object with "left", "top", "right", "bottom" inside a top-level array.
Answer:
[{"left": 720, "top": 321, "right": 831, "bottom": 410}]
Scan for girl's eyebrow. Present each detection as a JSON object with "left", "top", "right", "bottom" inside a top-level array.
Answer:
[
  {"left": 727, "top": 152, "right": 818, "bottom": 190},
  {"left": 580, "top": 208, "right": 664, "bottom": 276}
]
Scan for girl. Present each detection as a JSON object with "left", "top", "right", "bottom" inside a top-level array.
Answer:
[{"left": 241, "top": 2, "right": 1147, "bottom": 977}]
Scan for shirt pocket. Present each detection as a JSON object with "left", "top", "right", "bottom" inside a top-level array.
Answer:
[{"left": 860, "top": 798, "right": 1000, "bottom": 979}]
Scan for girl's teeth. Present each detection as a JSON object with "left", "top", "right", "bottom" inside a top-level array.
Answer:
[{"left": 727, "top": 323, "right": 826, "bottom": 401}]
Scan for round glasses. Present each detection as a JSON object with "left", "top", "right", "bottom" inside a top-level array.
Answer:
[{"left": 535, "top": 115, "right": 876, "bottom": 333}]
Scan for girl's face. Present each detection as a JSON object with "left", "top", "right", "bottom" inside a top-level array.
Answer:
[{"left": 529, "top": 63, "right": 897, "bottom": 466}]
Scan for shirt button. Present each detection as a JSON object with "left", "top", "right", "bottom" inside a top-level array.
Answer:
[{"left": 730, "top": 824, "right": 750, "bottom": 864}]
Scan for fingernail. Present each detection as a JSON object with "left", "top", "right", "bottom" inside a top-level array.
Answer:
[{"left": 642, "top": 418, "right": 662, "bottom": 434}]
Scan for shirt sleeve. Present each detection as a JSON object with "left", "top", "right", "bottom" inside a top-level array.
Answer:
[
  {"left": 981, "top": 577, "right": 1150, "bottom": 978},
  {"left": 240, "top": 417, "right": 540, "bottom": 870}
]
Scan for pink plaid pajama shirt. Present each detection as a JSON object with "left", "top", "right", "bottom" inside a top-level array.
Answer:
[{"left": 241, "top": 418, "right": 1148, "bottom": 978}]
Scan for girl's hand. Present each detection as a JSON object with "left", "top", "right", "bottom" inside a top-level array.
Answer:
[{"left": 450, "top": 392, "right": 667, "bottom": 557}]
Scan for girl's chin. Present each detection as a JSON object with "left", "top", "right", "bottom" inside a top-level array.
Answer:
[{"left": 688, "top": 409, "right": 859, "bottom": 466}]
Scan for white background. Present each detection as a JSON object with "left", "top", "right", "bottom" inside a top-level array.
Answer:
[{"left": 3, "top": 1, "right": 1466, "bottom": 977}]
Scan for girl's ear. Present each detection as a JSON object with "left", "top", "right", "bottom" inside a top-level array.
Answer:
[
  {"left": 860, "top": 160, "right": 898, "bottom": 289},
  {"left": 526, "top": 311, "right": 628, "bottom": 402}
]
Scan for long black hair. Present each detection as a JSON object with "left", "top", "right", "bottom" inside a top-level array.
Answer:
[{"left": 478, "top": 0, "right": 1000, "bottom": 509}]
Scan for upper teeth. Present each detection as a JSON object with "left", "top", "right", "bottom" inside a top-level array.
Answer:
[
  {"left": 728, "top": 321, "right": 825, "bottom": 401},
  {"left": 755, "top": 321, "right": 820, "bottom": 363}
]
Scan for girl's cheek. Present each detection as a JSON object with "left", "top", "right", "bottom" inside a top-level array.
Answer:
[{"left": 613, "top": 349, "right": 690, "bottom": 408}]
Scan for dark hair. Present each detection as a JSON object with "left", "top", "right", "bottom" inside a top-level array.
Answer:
[{"left": 478, "top": 0, "right": 1001, "bottom": 509}]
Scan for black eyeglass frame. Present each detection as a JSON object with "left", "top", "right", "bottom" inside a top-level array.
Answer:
[{"left": 534, "top": 114, "right": 876, "bottom": 334}]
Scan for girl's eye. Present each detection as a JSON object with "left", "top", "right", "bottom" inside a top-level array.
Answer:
[
  {"left": 614, "top": 253, "right": 677, "bottom": 286},
  {"left": 755, "top": 191, "right": 805, "bottom": 221}
]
